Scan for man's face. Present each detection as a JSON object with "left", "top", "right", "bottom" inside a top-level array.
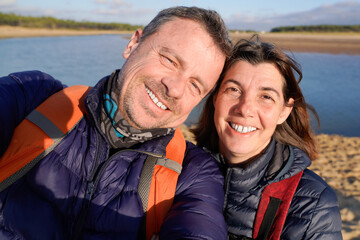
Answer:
[{"left": 118, "top": 18, "right": 226, "bottom": 129}]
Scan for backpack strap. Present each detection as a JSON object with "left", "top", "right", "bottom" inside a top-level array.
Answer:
[
  {"left": 253, "top": 170, "right": 303, "bottom": 240},
  {"left": 0, "top": 85, "right": 91, "bottom": 192},
  {"left": 137, "top": 128, "right": 186, "bottom": 240}
]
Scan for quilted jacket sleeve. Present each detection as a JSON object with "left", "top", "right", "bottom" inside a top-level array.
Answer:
[
  {"left": 303, "top": 170, "right": 343, "bottom": 240},
  {"left": 0, "top": 70, "right": 65, "bottom": 157},
  {"left": 284, "top": 169, "right": 343, "bottom": 240},
  {"left": 159, "top": 142, "right": 227, "bottom": 240}
]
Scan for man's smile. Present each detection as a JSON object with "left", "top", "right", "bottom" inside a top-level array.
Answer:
[{"left": 145, "top": 86, "right": 168, "bottom": 110}]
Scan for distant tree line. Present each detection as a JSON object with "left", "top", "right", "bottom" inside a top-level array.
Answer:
[
  {"left": 271, "top": 25, "right": 360, "bottom": 33},
  {"left": 0, "top": 12, "right": 143, "bottom": 31}
]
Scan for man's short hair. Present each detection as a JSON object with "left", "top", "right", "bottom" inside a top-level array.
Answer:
[{"left": 141, "top": 6, "right": 232, "bottom": 57}]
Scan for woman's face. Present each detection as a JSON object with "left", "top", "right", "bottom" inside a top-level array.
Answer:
[{"left": 213, "top": 60, "right": 293, "bottom": 165}]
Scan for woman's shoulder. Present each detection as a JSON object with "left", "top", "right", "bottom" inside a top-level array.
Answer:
[
  {"left": 284, "top": 169, "right": 342, "bottom": 239},
  {"left": 299, "top": 169, "right": 338, "bottom": 201}
]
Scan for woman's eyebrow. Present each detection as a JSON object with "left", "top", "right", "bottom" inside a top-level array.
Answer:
[
  {"left": 261, "top": 87, "right": 280, "bottom": 97},
  {"left": 223, "top": 79, "right": 241, "bottom": 87}
]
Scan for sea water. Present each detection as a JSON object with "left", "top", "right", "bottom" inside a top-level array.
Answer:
[{"left": 1, "top": 35, "right": 359, "bottom": 136}]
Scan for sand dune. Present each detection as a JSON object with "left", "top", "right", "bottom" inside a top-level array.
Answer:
[{"left": 180, "top": 125, "right": 360, "bottom": 239}]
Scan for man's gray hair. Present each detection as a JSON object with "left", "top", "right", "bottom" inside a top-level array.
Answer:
[{"left": 141, "top": 6, "right": 232, "bottom": 57}]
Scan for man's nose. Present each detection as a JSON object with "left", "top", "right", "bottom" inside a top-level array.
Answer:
[{"left": 161, "top": 74, "right": 186, "bottom": 99}]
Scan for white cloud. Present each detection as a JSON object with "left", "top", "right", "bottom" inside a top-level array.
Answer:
[
  {"left": 94, "top": 0, "right": 108, "bottom": 4},
  {"left": 226, "top": 1, "right": 360, "bottom": 32},
  {"left": 0, "top": 0, "right": 16, "bottom": 6},
  {"left": 94, "top": 0, "right": 131, "bottom": 7},
  {"left": 92, "top": 7, "right": 154, "bottom": 24}
]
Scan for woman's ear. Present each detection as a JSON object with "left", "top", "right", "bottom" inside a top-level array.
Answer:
[
  {"left": 277, "top": 98, "right": 294, "bottom": 125},
  {"left": 123, "top": 28, "right": 143, "bottom": 59}
]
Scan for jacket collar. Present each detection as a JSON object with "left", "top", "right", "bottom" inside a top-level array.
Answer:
[{"left": 221, "top": 139, "right": 311, "bottom": 191}]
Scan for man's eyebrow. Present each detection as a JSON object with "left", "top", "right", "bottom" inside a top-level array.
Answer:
[{"left": 161, "top": 47, "right": 208, "bottom": 93}]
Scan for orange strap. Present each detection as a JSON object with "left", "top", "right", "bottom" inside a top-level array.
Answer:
[
  {"left": 145, "top": 128, "right": 186, "bottom": 240},
  {"left": 0, "top": 85, "right": 91, "bottom": 192}
]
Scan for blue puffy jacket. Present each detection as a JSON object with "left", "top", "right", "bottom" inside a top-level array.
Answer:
[
  {"left": 0, "top": 71, "right": 227, "bottom": 240},
  {"left": 220, "top": 140, "right": 342, "bottom": 240}
]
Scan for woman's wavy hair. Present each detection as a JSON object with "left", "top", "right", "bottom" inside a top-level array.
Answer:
[{"left": 192, "top": 34, "right": 320, "bottom": 160}]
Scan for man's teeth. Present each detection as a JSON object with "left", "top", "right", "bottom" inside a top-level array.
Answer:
[
  {"left": 146, "top": 87, "right": 168, "bottom": 110},
  {"left": 230, "top": 123, "right": 257, "bottom": 133}
]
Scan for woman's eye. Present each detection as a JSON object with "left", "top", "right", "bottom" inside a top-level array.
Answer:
[
  {"left": 224, "top": 87, "right": 241, "bottom": 98},
  {"left": 262, "top": 95, "right": 274, "bottom": 101}
]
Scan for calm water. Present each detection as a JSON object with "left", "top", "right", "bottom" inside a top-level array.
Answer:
[{"left": 1, "top": 35, "right": 360, "bottom": 137}]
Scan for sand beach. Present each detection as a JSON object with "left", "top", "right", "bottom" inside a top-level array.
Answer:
[
  {"left": 229, "top": 32, "right": 360, "bottom": 55},
  {"left": 1, "top": 25, "right": 360, "bottom": 239}
]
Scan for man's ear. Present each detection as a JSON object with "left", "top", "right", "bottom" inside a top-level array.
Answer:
[
  {"left": 123, "top": 28, "right": 143, "bottom": 59},
  {"left": 277, "top": 98, "right": 294, "bottom": 125}
]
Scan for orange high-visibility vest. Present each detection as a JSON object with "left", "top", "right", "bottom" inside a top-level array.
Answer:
[{"left": 0, "top": 85, "right": 186, "bottom": 240}]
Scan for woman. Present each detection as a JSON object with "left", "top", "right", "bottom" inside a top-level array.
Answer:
[{"left": 193, "top": 35, "right": 342, "bottom": 239}]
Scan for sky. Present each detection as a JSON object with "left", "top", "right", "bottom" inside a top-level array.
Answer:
[{"left": 1, "top": 0, "right": 360, "bottom": 31}]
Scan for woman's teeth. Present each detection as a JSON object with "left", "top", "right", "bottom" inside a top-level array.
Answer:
[{"left": 230, "top": 122, "right": 257, "bottom": 133}]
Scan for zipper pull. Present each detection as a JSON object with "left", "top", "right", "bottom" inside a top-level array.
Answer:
[{"left": 85, "top": 181, "right": 95, "bottom": 200}]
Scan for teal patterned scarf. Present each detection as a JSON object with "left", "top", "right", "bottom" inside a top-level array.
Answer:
[{"left": 100, "top": 70, "right": 174, "bottom": 149}]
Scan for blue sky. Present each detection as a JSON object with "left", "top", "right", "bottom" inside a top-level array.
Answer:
[{"left": 1, "top": 0, "right": 360, "bottom": 31}]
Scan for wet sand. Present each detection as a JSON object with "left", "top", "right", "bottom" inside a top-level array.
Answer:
[
  {"left": 180, "top": 125, "right": 360, "bottom": 239},
  {"left": 229, "top": 32, "right": 360, "bottom": 55}
]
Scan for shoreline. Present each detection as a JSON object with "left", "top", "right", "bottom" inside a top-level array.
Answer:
[
  {"left": 0, "top": 26, "right": 133, "bottom": 39},
  {"left": 1, "top": 26, "right": 360, "bottom": 55}
]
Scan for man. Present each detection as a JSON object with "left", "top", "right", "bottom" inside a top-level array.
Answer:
[{"left": 0, "top": 6, "right": 232, "bottom": 240}]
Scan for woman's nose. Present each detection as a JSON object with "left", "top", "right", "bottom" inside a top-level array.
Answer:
[{"left": 234, "top": 96, "right": 255, "bottom": 117}]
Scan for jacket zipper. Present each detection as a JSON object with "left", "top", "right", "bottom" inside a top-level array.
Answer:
[
  {"left": 71, "top": 132, "right": 102, "bottom": 240},
  {"left": 71, "top": 146, "right": 163, "bottom": 239}
]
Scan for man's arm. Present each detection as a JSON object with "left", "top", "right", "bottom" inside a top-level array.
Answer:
[
  {"left": 159, "top": 142, "right": 227, "bottom": 240},
  {"left": 0, "top": 70, "right": 65, "bottom": 157}
]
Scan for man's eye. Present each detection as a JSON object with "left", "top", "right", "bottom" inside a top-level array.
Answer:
[
  {"left": 189, "top": 81, "right": 201, "bottom": 95},
  {"left": 166, "top": 57, "right": 174, "bottom": 64},
  {"left": 161, "top": 55, "right": 176, "bottom": 67},
  {"left": 191, "top": 82, "right": 199, "bottom": 90}
]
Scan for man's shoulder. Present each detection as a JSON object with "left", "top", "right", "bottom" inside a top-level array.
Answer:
[
  {"left": 9, "top": 70, "right": 55, "bottom": 81},
  {"left": 182, "top": 141, "right": 222, "bottom": 177},
  {"left": 184, "top": 141, "right": 214, "bottom": 161}
]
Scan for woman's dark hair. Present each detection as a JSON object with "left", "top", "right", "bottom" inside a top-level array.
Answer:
[{"left": 192, "top": 34, "right": 320, "bottom": 160}]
